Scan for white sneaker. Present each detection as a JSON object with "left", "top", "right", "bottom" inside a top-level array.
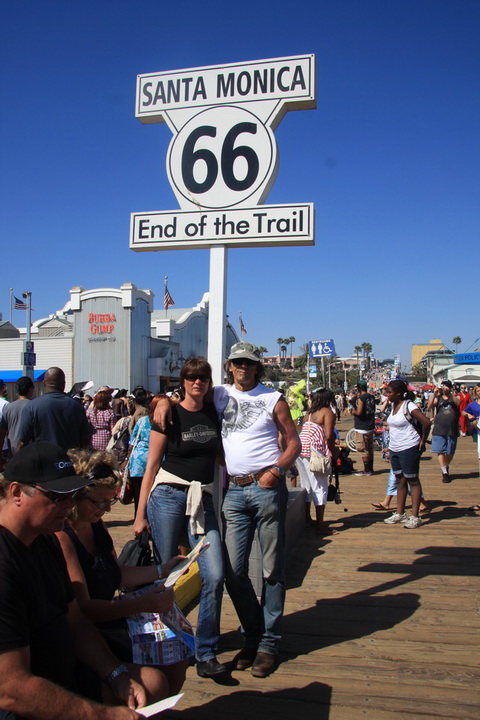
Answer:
[
  {"left": 404, "top": 516, "right": 422, "bottom": 529},
  {"left": 384, "top": 512, "right": 407, "bottom": 524}
]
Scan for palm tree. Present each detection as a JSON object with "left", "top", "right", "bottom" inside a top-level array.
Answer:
[
  {"left": 288, "top": 336, "right": 295, "bottom": 368},
  {"left": 361, "top": 342, "right": 373, "bottom": 370},
  {"left": 452, "top": 336, "right": 462, "bottom": 353},
  {"left": 354, "top": 345, "right": 362, "bottom": 370},
  {"left": 276, "top": 337, "right": 283, "bottom": 362},
  {"left": 258, "top": 346, "right": 268, "bottom": 358}
]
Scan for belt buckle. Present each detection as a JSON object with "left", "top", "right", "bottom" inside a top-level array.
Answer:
[{"left": 232, "top": 474, "right": 253, "bottom": 487}]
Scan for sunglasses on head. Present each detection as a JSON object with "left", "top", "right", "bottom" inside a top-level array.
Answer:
[
  {"left": 86, "top": 464, "right": 115, "bottom": 482},
  {"left": 33, "top": 485, "right": 77, "bottom": 503},
  {"left": 184, "top": 374, "right": 210, "bottom": 382},
  {"left": 231, "top": 358, "right": 257, "bottom": 367}
]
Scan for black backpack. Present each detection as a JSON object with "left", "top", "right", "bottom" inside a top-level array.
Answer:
[{"left": 403, "top": 401, "right": 423, "bottom": 440}]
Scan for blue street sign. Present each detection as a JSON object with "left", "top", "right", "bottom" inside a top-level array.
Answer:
[
  {"left": 309, "top": 339, "right": 336, "bottom": 358},
  {"left": 454, "top": 353, "right": 480, "bottom": 364}
]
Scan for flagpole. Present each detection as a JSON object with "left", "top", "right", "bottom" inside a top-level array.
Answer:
[
  {"left": 9, "top": 288, "right": 13, "bottom": 324},
  {"left": 164, "top": 276, "right": 168, "bottom": 319},
  {"left": 22, "top": 291, "right": 34, "bottom": 380}
]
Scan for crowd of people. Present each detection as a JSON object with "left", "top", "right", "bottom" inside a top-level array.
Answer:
[
  {"left": 0, "top": 341, "right": 301, "bottom": 720},
  {"left": 0, "top": 349, "right": 478, "bottom": 719}
]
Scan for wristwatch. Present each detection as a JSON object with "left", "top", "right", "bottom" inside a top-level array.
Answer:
[
  {"left": 270, "top": 465, "right": 286, "bottom": 478},
  {"left": 104, "top": 664, "right": 129, "bottom": 685}
]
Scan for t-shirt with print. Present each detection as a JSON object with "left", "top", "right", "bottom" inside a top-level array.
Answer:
[
  {"left": 353, "top": 392, "right": 376, "bottom": 433},
  {"left": 213, "top": 383, "right": 281, "bottom": 476},
  {"left": 151, "top": 403, "right": 220, "bottom": 484},
  {"left": 432, "top": 398, "right": 460, "bottom": 437}
]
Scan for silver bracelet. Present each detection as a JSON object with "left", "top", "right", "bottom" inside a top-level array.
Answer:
[{"left": 104, "top": 664, "right": 128, "bottom": 685}]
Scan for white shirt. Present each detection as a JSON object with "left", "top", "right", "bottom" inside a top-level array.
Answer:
[
  {"left": 388, "top": 401, "right": 420, "bottom": 452},
  {"left": 213, "top": 383, "right": 281, "bottom": 475}
]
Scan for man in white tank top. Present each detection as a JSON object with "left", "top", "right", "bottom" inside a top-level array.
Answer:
[{"left": 217, "top": 342, "right": 301, "bottom": 679}]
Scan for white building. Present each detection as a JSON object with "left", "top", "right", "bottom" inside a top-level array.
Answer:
[{"left": 0, "top": 284, "right": 238, "bottom": 396}]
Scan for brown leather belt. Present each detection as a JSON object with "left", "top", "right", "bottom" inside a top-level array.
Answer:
[{"left": 229, "top": 468, "right": 270, "bottom": 486}]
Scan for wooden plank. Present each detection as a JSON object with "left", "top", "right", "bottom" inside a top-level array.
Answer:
[{"left": 107, "top": 416, "right": 480, "bottom": 720}]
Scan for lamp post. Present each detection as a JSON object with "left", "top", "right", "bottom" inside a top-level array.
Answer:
[{"left": 328, "top": 359, "right": 347, "bottom": 390}]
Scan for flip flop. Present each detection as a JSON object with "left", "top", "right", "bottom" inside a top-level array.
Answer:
[
  {"left": 371, "top": 503, "right": 389, "bottom": 510},
  {"left": 468, "top": 505, "right": 480, "bottom": 511}
]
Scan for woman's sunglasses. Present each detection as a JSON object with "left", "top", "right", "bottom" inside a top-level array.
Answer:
[
  {"left": 184, "top": 374, "right": 210, "bottom": 382},
  {"left": 85, "top": 496, "right": 118, "bottom": 510}
]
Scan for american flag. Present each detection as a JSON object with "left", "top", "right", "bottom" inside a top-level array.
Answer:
[
  {"left": 164, "top": 287, "right": 175, "bottom": 310},
  {"left": 239, "top": 313, "right": 247, "bottom": 335},
  {"left": 14, "top": 296, "right": 27, "bottom": 310}
]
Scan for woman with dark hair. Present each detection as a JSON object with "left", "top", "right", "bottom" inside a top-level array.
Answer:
[
  {"left": 383, "top": 380, "right": 431, "bottom": 529},
  {"left": 297, "top": 388, "right": 339, "bottom": 535},
  {"left": 86, "top": 390, "right": 115, "bottom": 450},
  {"left": 129, "top": 387, "right": 148, "bottom": 434},
  {"left": 133, "top": 357, "right": 226, "bottom": 680}
]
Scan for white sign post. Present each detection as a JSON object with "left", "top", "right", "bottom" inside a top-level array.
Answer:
[{"left": 131, "top": 54, "right": 316, "bottom": 382}]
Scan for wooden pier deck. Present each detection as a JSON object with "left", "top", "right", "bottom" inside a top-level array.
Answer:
[{"left": 107, "top": 416, "right": 480, "bottom": 720}]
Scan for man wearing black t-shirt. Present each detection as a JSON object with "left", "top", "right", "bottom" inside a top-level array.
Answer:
[
  {"left": 351, "top": 380, "right": 376, "bottom": 476},
  {"left": 0, "top": 441, "right": 147, "bottom": 720}
]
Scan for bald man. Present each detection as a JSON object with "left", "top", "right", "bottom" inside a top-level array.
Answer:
[{"left": 16, "top": 367, "right": 90, "bottom": 451}]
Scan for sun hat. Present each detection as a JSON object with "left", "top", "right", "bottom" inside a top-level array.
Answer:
[
  {"left": 227, "top": 342, "right": 261, "bottom": 363},
  {"left": 3, "top": 442, "right": 93, "bottom": 493}
]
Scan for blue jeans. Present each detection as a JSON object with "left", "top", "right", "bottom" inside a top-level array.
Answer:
[
  {"left": 222, "top": 479, "right": 288, "bottom": 655},
  {"left": 147, "top": 486, "right": 224, "bottom": 662}
]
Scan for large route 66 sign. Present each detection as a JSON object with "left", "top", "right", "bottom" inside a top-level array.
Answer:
[
  {"left": 168, "top": 105, "right": 277, "bottom": 210},
  {"left": 131, "top": 55, "right": 316, "bottom": 250}
]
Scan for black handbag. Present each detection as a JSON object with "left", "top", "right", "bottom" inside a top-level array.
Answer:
[
  {"left": 327, "top": 465, "right": 340, "bottom": 502},
  {"left": 327, "top": 481, "right": 337, "bottom": 502},
  {"left": 466, "top": 417, "right": 478, "bottom": 436},
  {"left": 117, "top": 530, "right": 153, "bottom": 568}
]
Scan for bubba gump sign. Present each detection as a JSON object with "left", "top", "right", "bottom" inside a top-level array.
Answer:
[{"left": 88, "top": 313, "right": 116, "bottom": 335}]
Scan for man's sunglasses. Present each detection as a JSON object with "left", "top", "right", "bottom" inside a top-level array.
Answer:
[
  {"left": 184, "top": 374, "right": 210, "bottom": 382},
  {"left": 231, "top": 358, "right": 257, "bottom": 367},
  {"left": 33, "top": 485, "right": 78, "bottom": 503}
]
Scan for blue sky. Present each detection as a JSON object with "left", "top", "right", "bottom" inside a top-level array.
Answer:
[{"left": 1, "top": 0, "right": 479, "bottom": 368}]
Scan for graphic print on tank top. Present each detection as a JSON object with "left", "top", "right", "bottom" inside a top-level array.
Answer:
[{"left": 221, "top": 396, "right": 267, "bottom": 437}]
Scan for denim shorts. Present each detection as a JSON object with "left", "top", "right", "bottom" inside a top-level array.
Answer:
[
  {"left": 390, "top": 444, "right": 421, "bottom": 478},
  {"left": 431, "top": 435, "right": 457, "bottom": 455}
]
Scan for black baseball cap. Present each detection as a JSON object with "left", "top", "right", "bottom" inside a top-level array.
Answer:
[{"left": 3, "top": 442, "right": 93, "bottom": 493}]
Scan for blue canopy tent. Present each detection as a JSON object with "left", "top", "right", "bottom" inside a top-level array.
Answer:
[{"left": 0, "top": 370, "right": 47, "bottom": 382}]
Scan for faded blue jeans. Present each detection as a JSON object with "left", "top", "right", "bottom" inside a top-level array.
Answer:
[
  {"left": 147, "top": 485, "right": 224, "bottom": 662},
  {"left": 222, "top": 478, "right": 288, "bottom": 655}
]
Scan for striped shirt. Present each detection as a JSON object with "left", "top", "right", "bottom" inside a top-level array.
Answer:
[{"left": 299, "top": 421, "right": 329, "bottom": 458}]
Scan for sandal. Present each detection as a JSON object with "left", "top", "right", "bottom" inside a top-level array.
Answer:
[
  {"left": 371, "top": 502, "right": 389, "bottom": 510},
  {"left": 468, "top": 504, "right": 480, "bottom": 511}
]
